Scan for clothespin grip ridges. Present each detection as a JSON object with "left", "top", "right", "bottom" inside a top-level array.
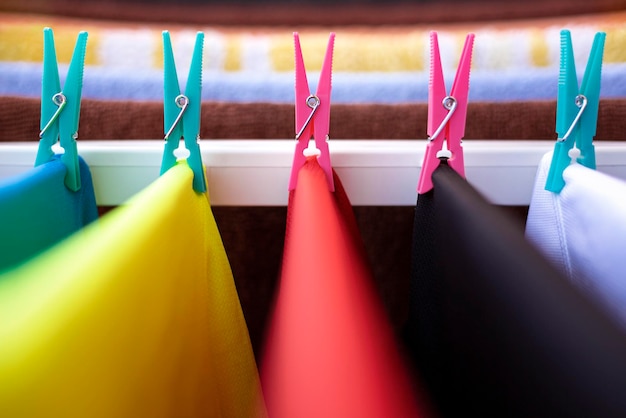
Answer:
[
  {"left": 417, "top": 31, "right": 474, "bottom": 194},
  {"left": 545, "top": 30, "right": 605, "bottom": 193},
  {"left": 289, "top": 32, "right": 335, "bottom": 192},
  {"left": 162, "top": 31, "right": 182, "bottom": 175},
  {"left": 576, "top": 32, "right": 605, "bottom": 169},
  {"left": 37, "top": 28, "right": 61, "bottom": 166},
  {"left": 161, "top": 31, "right": 207, "bottom": 193},
  {"left": 36, "top": 27, "right": 87, "bottom": 192}
]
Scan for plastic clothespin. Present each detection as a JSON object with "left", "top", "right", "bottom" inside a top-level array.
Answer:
[
  {"left": 545, "top": 30, "right": 606, "bottom": 193},
  {"left": 36, "top": 27, "right": 87, "bottom": 192},
  {"left": 161, "top": 31, "right": 207, "bottom": 193},
  {"left": 289, "top": 32, "right": 335, "bottom": 191},
  {"left": 417, "top": 32, "right": 474, "bottom": 194}
]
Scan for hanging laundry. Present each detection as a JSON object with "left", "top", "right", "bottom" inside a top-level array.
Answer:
[
  {"left": 408, "top": 30, "right": 474, "bottom": 404},
  {"left": 407, "top": 160, "right": 626, "bottom": 417},
  {"left": 261, "top": 157, "right": 429, "bottom": 418},
  {"left": 0, "top": 28, "right": 97, "bottom": 272},
  {"left": 0, "top": 161, "right": 265, "bottom": 418},
  {"left": 525, "top": 29, "right": 626, "bottom": 329},
  {"left": 527, "top": 152, "right": 626, "bottom": 330},
  {"left": 0, "top": 156, "right": 98, "bottom": 271}
]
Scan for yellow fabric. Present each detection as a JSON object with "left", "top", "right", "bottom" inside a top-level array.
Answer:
[{"left": 0, "top": 161, "right": 265, "bottom": 418}]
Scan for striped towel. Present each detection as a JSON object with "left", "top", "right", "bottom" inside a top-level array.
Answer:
[{"left": 2, "top": 12, "right": 626, "bottom": 102}]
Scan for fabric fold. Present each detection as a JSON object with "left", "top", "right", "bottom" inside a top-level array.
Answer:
[
  {"left": 261, "top": 157, "right": 429, "bottom": 418},
  {"left": 407, "top": 160, "right": 626, "bottom": 417},
  {"left": 0, "top": 155, "right": 98, "bottom": 272},
  {"left": 526, "top": 151, "right": 626, "bottom": 330},
  {"left": 0, "top": 161, "right": 265, "bottom": 418}
]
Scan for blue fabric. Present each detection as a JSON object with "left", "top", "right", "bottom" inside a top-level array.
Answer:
[
  {"left": 0, "top": 155, "right": 98, "bottom": 272},
  {"left": 3, "top": 62, "right": 626, "bottom": 103}
]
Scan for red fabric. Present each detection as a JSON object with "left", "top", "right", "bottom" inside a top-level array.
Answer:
[{"left": 261, "top": 157, "right": 429, "bottom": 418}]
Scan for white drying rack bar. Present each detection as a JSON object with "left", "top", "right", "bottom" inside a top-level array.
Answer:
[{"left": 1, "top": 140, "right": 626, "bottom": 206}]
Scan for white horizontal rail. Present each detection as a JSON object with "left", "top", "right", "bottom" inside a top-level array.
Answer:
[{"left": 1, "top": 140, "right": 626, "bottom": 206}]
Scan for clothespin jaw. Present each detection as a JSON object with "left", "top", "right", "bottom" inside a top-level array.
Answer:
[
  {"left": 161, "top": 31, "right": 207, "bottom": 193},
  {"left": 36, "top": 27, "right": 87, "bottom": 192},
  {"left": 545, "top": 30, "right": 605, "bottom": 193},
  {"left": 417, "top": 32, "right": 474, "bottom": 194},
  {"left": 289, "top": 32, "right": 335, "bottom": 192}
]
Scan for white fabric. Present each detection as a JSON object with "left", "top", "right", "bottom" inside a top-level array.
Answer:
[{"left": 526, "top": 151, "right": 626, "bottom": 330}]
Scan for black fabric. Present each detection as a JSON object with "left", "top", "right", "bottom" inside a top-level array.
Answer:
[
  {"left": 407, "top": 160, "right": 626, "bottom": 417},
  {"left": 406, "top": 185, "right": 444, "bottom": 394}
]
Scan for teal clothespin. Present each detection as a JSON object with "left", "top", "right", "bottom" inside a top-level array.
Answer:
[
  {"left": 161, "top": 31, "right": 207, "bottom": 193},
  {"left": 36, "top": 27, "right": 87, "bottom": 192},
  {"left": 545, "top": 29, "right": 605, "bottom": 193}
]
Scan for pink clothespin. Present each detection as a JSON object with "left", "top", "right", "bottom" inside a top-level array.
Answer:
[
  {"left": 289, "top": 32, "right": 335, "bottom": 191},
  {"left": 417, "top": 31, "right": 475, "bottom": 194}
]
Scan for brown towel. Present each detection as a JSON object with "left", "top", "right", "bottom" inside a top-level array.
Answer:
[{"left": 3, "top": 96, "right": 626, "bottom": 141}]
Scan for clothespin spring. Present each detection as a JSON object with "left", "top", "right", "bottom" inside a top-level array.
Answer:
[
  {"left": 295, "top": 95, "right": 320, "bottom": 141},
  {"left": 558, "top": 94, "right": 588, "bottom": 142},
  {"left": 428, "top": 96, "right": 457, "bottom": 142},
  {"left": 164, "top": 94, "right": 189, "bottom": 140},
  {"left": 39, "top": 93, "right": 67, "bottom": 138}
]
